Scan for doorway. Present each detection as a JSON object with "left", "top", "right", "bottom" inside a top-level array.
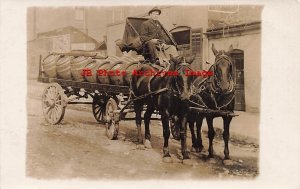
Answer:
[{"left": 231, "top": 49, "right": 246, "bottom": 111}]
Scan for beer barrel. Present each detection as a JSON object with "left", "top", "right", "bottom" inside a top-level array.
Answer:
[
  {"left": 97, "top": 60, "right": 114, "bottom": 84},
  {"left": 109, "top": 61, "right": 125, "bottom": 85},
  {"left": 136, "top": 55, "right": 145, "bottom": 62},
  {"left": 97, "top": 60, "right": 123, "bottom": 85},
  {"left": 121, "top": 61, "right": 139, "bottom": 86},
  {"left": 71, "top": 56, "right": 94, "bottom": 81},
  {"left": 120, "top": 55, "right": 137, "bottom": 64},
  {"left": 84, "top": 59, "right": 109, "bottom": 83},
  {"left": 42, "top": 54, "right": 60, "bottom": 78},
  {"left": 56, "top": 56, "right": 73, "bottom": 80},
  {"left": 106, "top": 55, "right": 121, "bottom": 62}
]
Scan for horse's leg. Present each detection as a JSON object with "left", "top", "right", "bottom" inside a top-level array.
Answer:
[
  {"left": 180, "top": 114, "right": 190, "bottom": 159},
  {"left": 144, "top": 105, "right": 154, "bottom": 148},
  {"left": 196, "top": 115, "right": 204, "bottom": 152},
  {"left": 222, "top": 116, "right": 232, "bottom": 160},
  {"left": 161, "top": 110, "right": 172, "bottom": 163},
  {"left": 206, "top": 116, "right": 215, "bottom": 158},
  {"left": 188, "top": 117, "right": 198, "bottom": 152},
  {"left": 134, "top": 101, "right": 143, "bottom": 144}
]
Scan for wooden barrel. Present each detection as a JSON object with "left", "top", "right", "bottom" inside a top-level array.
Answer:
[
  {"left": 97, "top": 60, "right": 123, "bottom": 84},
  {"left": 136, "top": 55, "right": 145, "bottom": 62},
  {"left": 121, "top": 61, "right": 139, "bottom": 86},
  {"left": 97, "top": 60, "right": 113, "bottom": 84},
  {"left": 56, "top": 56, "right": 73, "bottom": 80},
  {"left": 84, "top": 59, "right": 109, "bottom": 83},
  {"left": 106, "top": 55, "right": 121, "bottom": 62},
  {"left": 71, "top": 56, "right": 93, "bottom": 81},
  {"left": 120, "top": 55, "right": 137, "bottom": 64},
  {"left": 109, "top": 61, "right": 125, "bottom": 85},
  {"left": 42, "top": 54, "right": 60, "bottom": 78}
]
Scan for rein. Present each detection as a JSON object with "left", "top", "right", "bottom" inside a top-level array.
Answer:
[
  {"left": 189, "top": 54, "right": 235, "bottom": 110},
  {"left": 172, "top": 62, "right": 193, "bottom": 98}
]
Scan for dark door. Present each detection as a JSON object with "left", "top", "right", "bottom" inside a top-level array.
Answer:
[{"left": 231, "top": 50, "right": 246, "bottom": 111}]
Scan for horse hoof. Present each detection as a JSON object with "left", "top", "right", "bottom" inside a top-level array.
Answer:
[
  {"left": 172, "top": 156, "right": 183, "bottom": 163},
  {"left": 182, "top": 159, "right": 196, "bottom": 166},
  {"left": 198, "top": 146, "right": 204, "bottom": 152},
  {"left": 223, "top": 159, "right": 234, "bottom": 166},
  {"left": 207, "top": 158, "right": 217, "bottom": 164},
  {"left": 136, "top": 144, "right": 145, "bottom": 150},
  {"left": 163, "top": 156, "right": 173, "bottom": 163},
  {"left": 191, "top": 147, "right": 197, "bottom": 152},
  {"left": 144, "top": 139, "right": 152, "bottom": 149}
]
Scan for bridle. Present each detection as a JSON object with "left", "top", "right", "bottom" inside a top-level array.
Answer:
[
  {"left": 209, "top": 53, "right": 234, "bottom": 95},
  {"left": 188, "top": 53, "right": 235, "bottom": 110},
  {"left": 172, "top": 62, "right": 193, "bottom": 99}
]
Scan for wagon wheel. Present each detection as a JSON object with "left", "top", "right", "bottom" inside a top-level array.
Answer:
[
  {"left": 42, "top": 83, "right": 68, "bottom": 125},
  {"left": 105, "top": 98, "right": 119, "bottom": 140},
  {"left": 92, "top": 94, "right": 107, "bottom": 123},
  {"left": 170, "top": 116, "right": 180, "bottom": 141}
]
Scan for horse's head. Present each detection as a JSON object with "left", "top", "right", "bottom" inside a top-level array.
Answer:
[
  {"left": 169, "top": 55, "right": 196, "bottom": 100},
  {"left": 211, "top": 44, "right": 235, "bottom": 93}
]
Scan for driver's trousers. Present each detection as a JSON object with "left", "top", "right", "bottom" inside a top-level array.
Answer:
[{"left": 144, "top": 41, "right": 159, "bottom": 62}]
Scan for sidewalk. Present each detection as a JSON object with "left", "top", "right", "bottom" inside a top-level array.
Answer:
[{"left": 203, "top": 111, "right": 260, "bottom": 144}]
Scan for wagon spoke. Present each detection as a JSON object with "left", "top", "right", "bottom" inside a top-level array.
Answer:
[
  {"left": 47, "top": 108, "right": 53, "bottom": 119},
  {"left": 48, "top": 87, "right": 53, "bottom": 99},
  {"left": 94, "top": 104, "right": 100, "bottom": 109},
  {"left": 55, "top": 93, "right": 60, "bottom": 101},
  {"left": 43, "top": 99, "right": 51, "bottom": 104},
  {"left": 51, "top": 107, "right": 56, "bottom": 121},
  {"left": 53, "top": 107, "right": 58, "bottom": 122},
  {"left": 55, "top": 87, "right": 59, "bottom": 96},
  {"left": 53, "top": 106, "right": 59, "bottom": 121},
  {"left": 55, "top": 104, "right": 62, "bottom": 110},
  {"left": 55, "top": 105, "right": 62, "bottom": 118},
  {"left": 52, "top": 87, "right": 57, "bottom": 99},
  {"left": 55, "top": 99, "right": 63, "bottom": 104},
  {"left": 50, "top": 86, "right": 56, "bottom": 99},
  {"left": 99, "top": 111, "right": 104, "bottom": 120},
  {"left": 95, "top": 106, "right": 101, "bottom": 115},
  {"left": 45, "top": 106, "right": 51, "bottom": 114},
  {"left": 45, "top": 92, "right": 52, "bottom": 100},
  {"left": 97, "top": 110, "right": 103, "bottom": 120},
  {"left": 50, "top": 109, "right": 56, "bottom": 122}
]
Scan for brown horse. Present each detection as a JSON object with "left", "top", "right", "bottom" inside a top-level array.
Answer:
[
  {"left": 188, "top": 44, "right": 235, "bottom": 162},
  {"left": 131, "top": 55, "right": 196, "bottom": 162}
]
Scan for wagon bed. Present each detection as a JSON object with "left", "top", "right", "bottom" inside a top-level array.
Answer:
[{"left": 40, "top": 77, "right": 130, "bottom": 95}]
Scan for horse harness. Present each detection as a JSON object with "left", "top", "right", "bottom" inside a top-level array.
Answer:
[{"left": 189, "top": 54, "right": 235, "bottom": 110}]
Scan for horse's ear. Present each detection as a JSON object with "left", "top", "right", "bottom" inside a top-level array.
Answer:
[
  {"left": 212, "top": 43, "right": 218, "bottom": 56},
  {"left": 169, "top": 54, "right": 175, "bottom": 62},
  {"left": 228, "top": 45, "right": 233, "bottom": 52},
  {"left": 186, "top": 55, "right": 195, "bottom": 64},
  {"left": 170, "top": 54, "right": 174, "bottom": 59}
]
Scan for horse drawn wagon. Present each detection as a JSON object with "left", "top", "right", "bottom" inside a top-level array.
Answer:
[
  {"left": 38, "top": 16, "right": 238, "bottom": 161},
  {"left": 38, "top": 17, "right": 180, "bottom": 140}
]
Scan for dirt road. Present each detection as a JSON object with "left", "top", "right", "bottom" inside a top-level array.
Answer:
[{"left": 26, "top": 80, "right": 259, "bottom": 180}]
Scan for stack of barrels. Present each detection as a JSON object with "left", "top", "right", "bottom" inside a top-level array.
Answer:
[{"left": 42, "top": 53, "right": 144, "bottom": 86}]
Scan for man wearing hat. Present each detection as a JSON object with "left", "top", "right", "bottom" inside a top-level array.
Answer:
[{"left": 140, "top": 7, "right": 170, "bottom": 63}]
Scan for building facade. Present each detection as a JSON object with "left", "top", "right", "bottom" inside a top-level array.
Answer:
[
  {"left": 206, "top": 5, "right": 262, "bottom": 112},
  {"left": 27, "top": 6, "right": 262, "bottom": 112}
]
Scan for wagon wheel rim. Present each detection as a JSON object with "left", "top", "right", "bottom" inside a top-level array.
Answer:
[
  {"left": 42, "top": 83, "right": 67, "bottom": 125},
  {"left": 92, "top": 96, "right": 106, "bottom": 123},
  {"left": 105, "top": 99, "right": 119, "bottom": 140},
  {"left": 170, "top": 117, "right": 180, "bottom": 141}
]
